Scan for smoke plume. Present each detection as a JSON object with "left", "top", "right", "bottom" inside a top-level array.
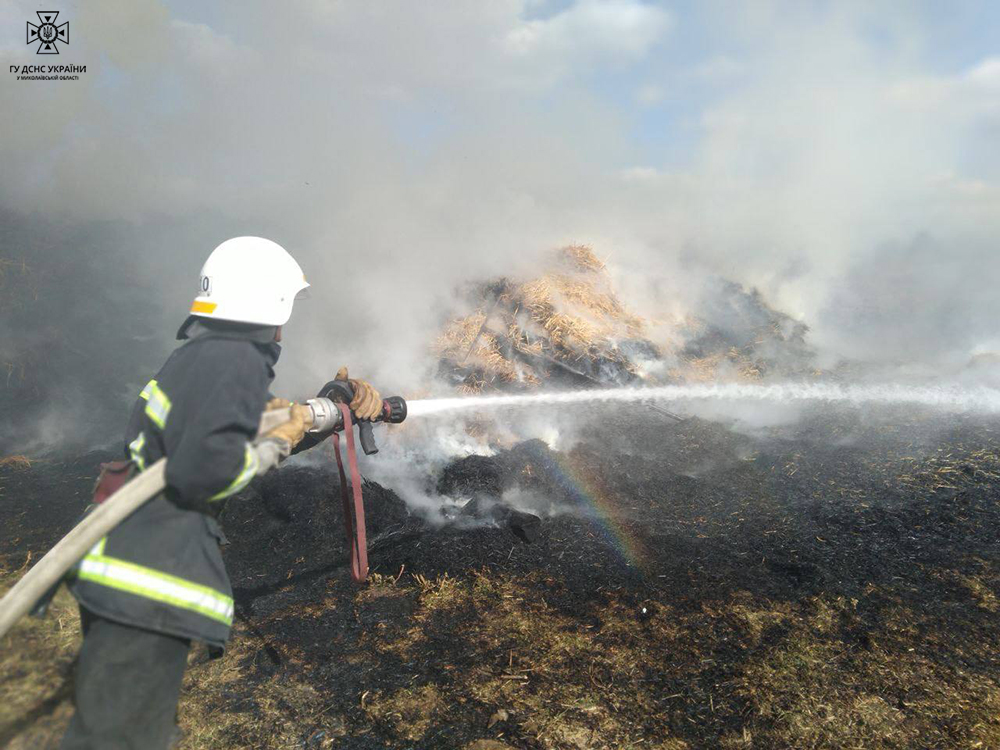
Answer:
[{"left": 1, "top": 0, "right": 998, "bottom": 454}]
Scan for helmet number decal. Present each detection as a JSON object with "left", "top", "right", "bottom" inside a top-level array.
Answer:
[{"left": 200, "top": 275, "right": 212, "bottom": 296}]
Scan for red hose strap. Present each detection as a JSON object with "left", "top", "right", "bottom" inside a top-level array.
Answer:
[{"left": 330, "top": 403, "right": 368, "bottom": 583}]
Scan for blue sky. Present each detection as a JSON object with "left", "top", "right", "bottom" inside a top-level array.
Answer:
[{"left": 7, "top": 1, "right": 997, "bottom": 184}]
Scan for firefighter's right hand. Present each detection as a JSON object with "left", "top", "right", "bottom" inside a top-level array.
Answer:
[
  {"left": 263, "top": 398, "right": 311, "bottom": 448},
  {"left": 335, "top": 366, "right": 382, "bottom": 421}
]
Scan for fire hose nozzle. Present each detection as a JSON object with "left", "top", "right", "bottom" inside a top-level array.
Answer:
[
  {"left": 306, "top": 395, "right": 408, "bottom": 432},
  {"left": 304, "top": 389, "right": 408, "bottom": 456},
  {"left": 381, "top": 395, "right": 407, "bottom": 424}
]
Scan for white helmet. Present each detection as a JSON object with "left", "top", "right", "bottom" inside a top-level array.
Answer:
[{"left": 189, "top": 237, "right": 309, "bottom": 327}]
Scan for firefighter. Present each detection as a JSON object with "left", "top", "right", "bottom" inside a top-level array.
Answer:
[{"left": 60, "top": 237, "right": 382, "bottom": 749}]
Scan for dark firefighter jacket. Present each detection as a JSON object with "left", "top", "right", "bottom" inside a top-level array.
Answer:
[{"left": 66, "top": 325, "right": 280, "bottom": 648}]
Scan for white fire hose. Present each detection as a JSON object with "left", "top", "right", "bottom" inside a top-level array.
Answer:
[{"left": 0, "top": 399, "right": 344, "bottom": 640}]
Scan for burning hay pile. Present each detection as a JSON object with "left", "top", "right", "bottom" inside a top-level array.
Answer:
[
  {"left": 675, "top": 277, "right": 815, "bottom": 383},
  {"left": 434, "top": 245, "right": 815, "bottom": 394},
  {"left": 435, "top": 245, "right": 651, "bottom": 393}
]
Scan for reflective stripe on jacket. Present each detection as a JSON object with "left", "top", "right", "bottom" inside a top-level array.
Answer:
[{"left": 67, "top": 329, "right": 279, "bottom": 647}]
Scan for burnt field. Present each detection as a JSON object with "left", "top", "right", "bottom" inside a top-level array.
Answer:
[{"left": 4, "top": 406, "right": 1000, "bottom": 748}]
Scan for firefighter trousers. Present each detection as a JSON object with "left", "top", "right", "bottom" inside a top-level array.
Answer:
[{"left": 60, "top": 608, "right": 190, "bottom": 750}]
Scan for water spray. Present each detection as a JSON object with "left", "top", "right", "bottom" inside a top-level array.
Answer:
[
  {"left": 5, "top": 379, "right": 1000, "bottom": 640},
  {"left": 407, "top": 382, "right": 1000, "bottom": 418}
]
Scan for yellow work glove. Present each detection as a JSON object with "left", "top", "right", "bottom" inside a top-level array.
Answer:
[
  {"left": 335, "top": 366, "right": 382, "bottom": 421},
  {"left": 263, "top": 397, "right": 311, "bottom": 448}
]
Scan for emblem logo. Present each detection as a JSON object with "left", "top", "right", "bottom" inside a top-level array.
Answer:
[{"left": 27, "top": 12, "right": 68, "bottom": 55}]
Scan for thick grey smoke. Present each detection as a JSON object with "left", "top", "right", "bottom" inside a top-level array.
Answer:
[{"left": 0, "top": 1, "right": 998, "bottom": 453}]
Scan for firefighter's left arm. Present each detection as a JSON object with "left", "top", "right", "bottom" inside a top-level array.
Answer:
[{"left": 255, "top": 397, "right": 309, "bottom": 469}]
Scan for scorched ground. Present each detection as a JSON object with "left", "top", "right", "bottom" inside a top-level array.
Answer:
[{"left": 3, "top": 405, "right": 1000, "bottom": 749}]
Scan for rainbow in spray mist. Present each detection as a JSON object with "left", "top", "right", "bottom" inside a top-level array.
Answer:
[
  {"left": 544, "top": 449, "right": 652, "bottom": 571},
  {"left": 410, "top": 382, "right": 1000, "bottom": 571},
  {"left": 408, "top": 382, "right": 1000, "bottom": 418}
]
